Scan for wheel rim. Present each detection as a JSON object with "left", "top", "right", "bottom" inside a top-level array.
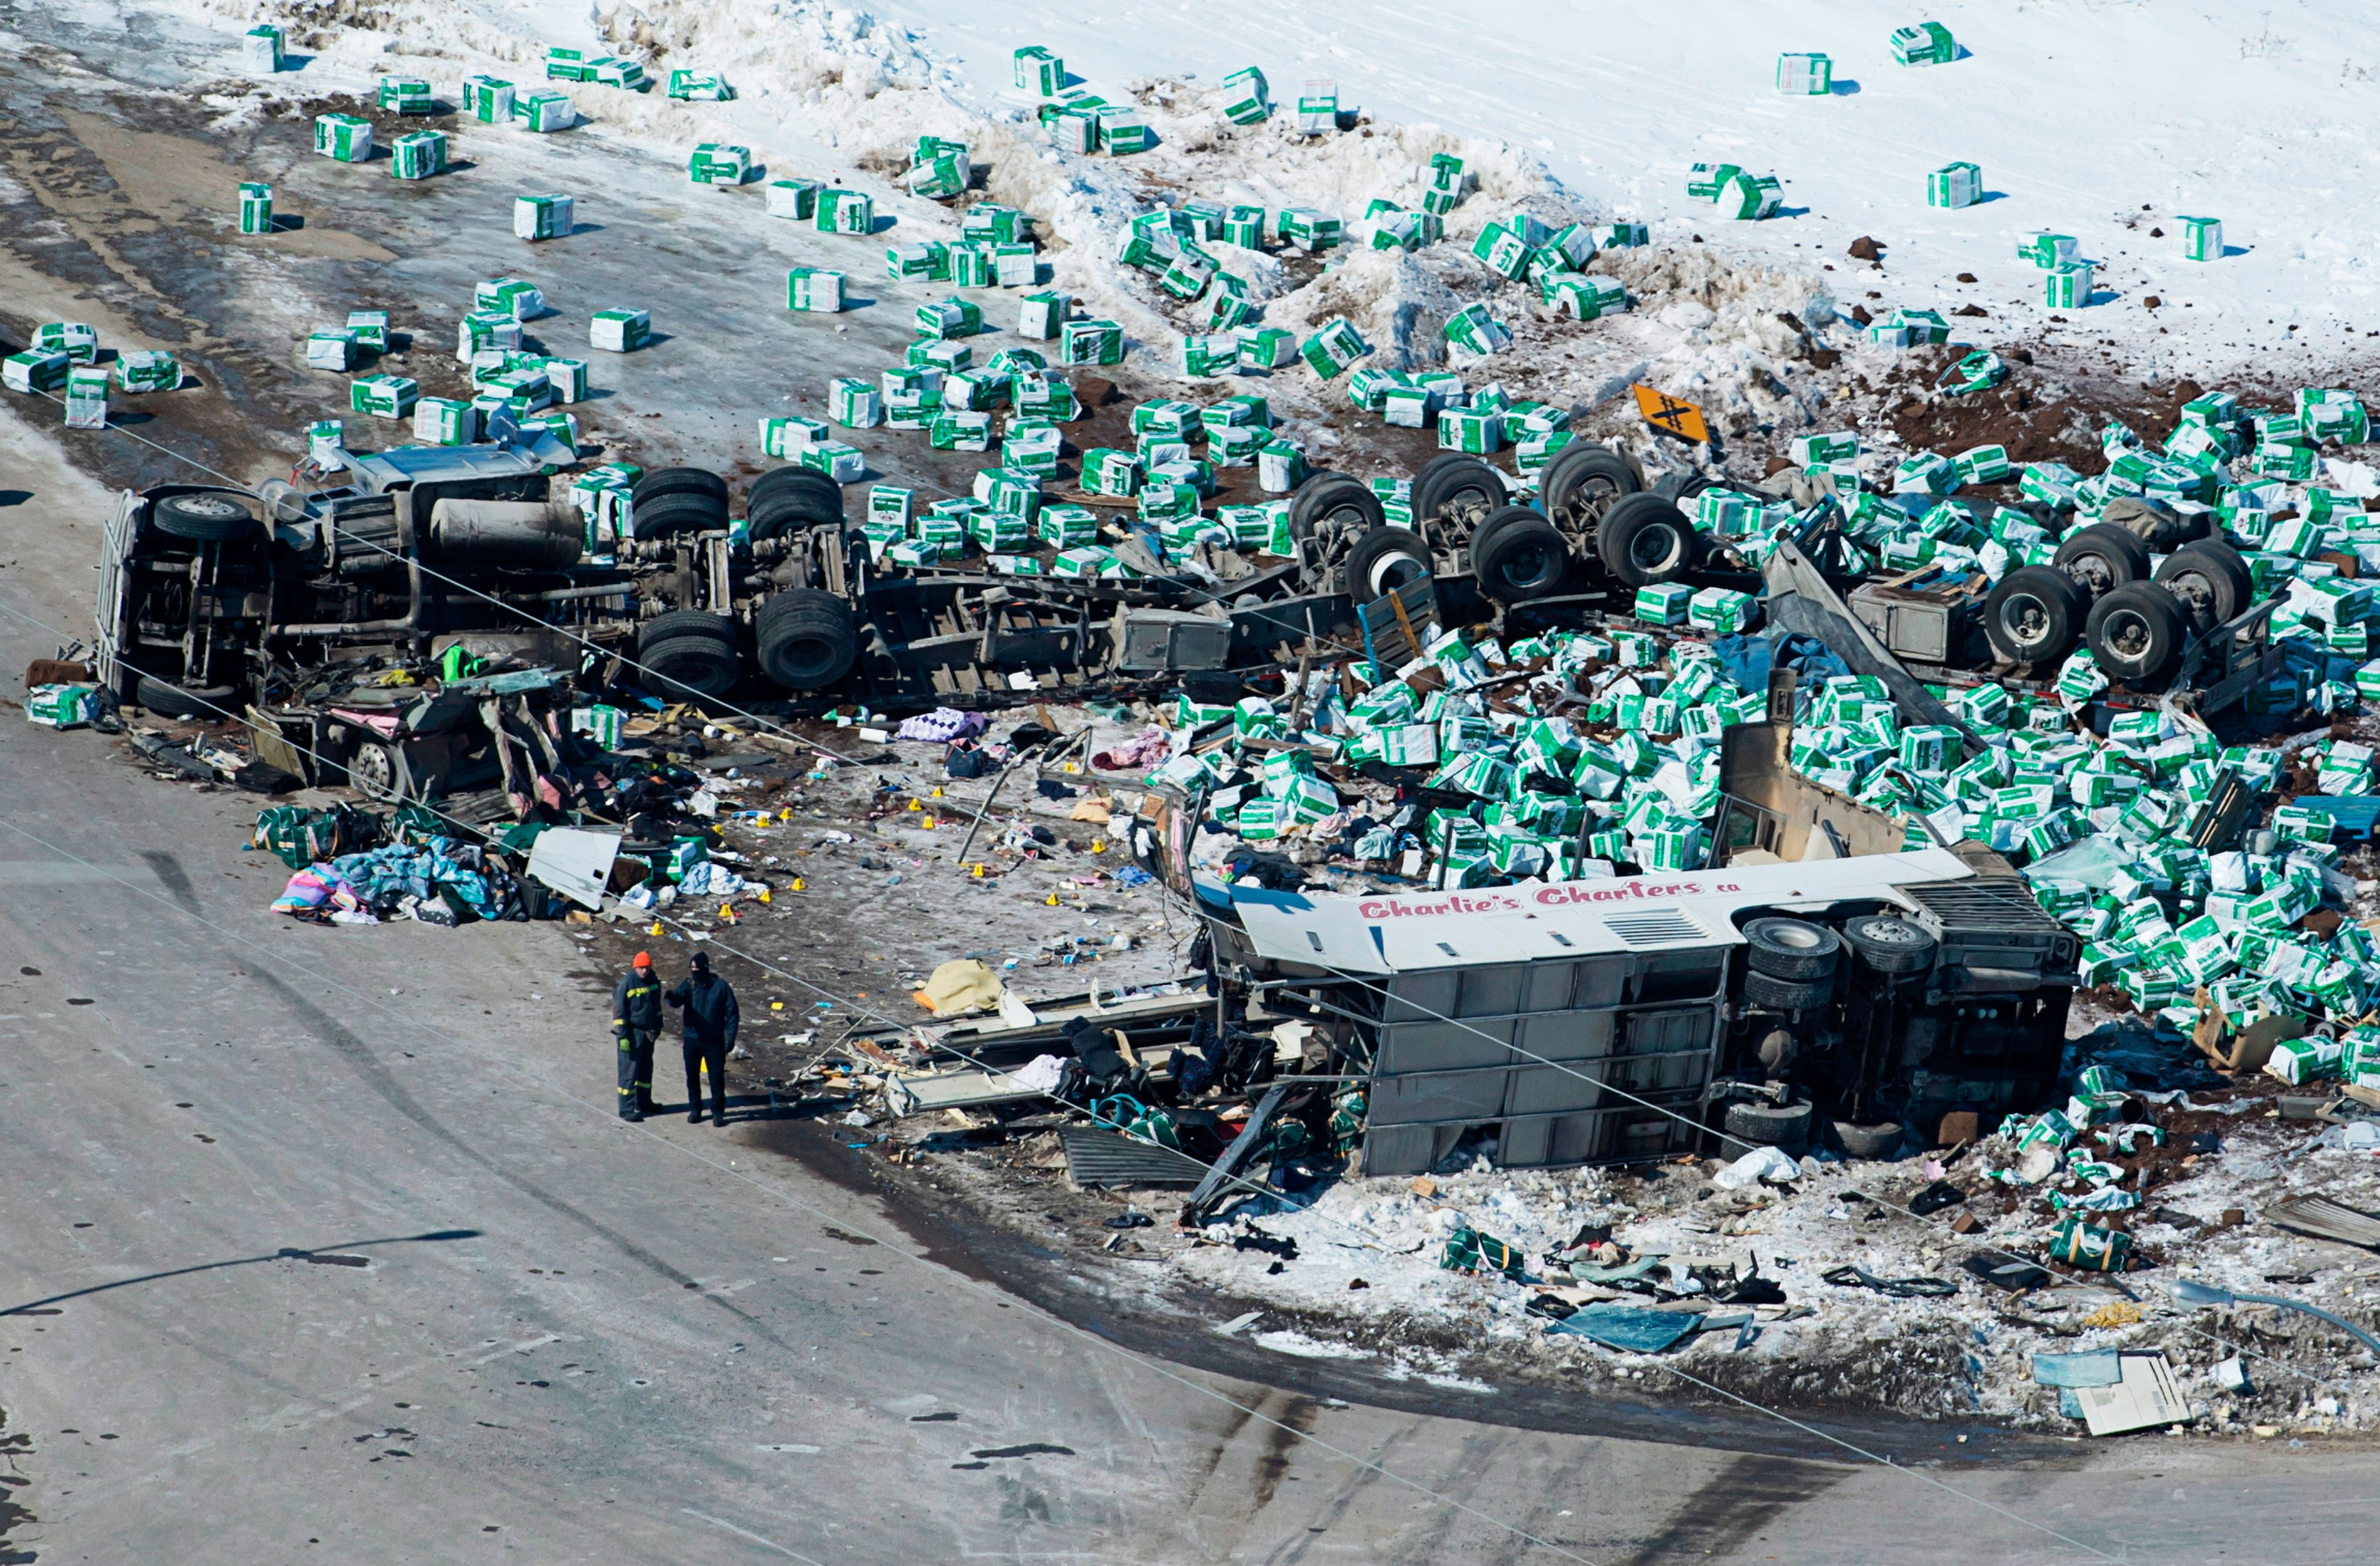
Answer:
[
  {"left": 348, "top": 743, "right": 397, "bottom": 799},
  {"left": 1554, "top": 476, "right": 1619, "bottom": 532},
  {"left": 180, "top": 495, "right": 247, "bottom": 520},
  {"left": 2165, "top": 570, "right": 2215, "bottom": 618},
  {"left": 1322, "top": 500, "right": 1372, "bottom": 529},
  {"left": 1998, "top": 592, "right": 2053, "bottom": 651},
  {"left": 2067, "top": 556, "right": 2114, "bottom": 595},
  {"left": 1503, "top": 541, "right": 1561, "bottom": 591},
  {"left": 2101, "top": 608, "right": 2154, "bottom": 660},
  {"left": 1370, "top": 554, "right": 1429, "bottom": 596},
  {"left": 775, "top": 635, "right": 840, "bottom": 686},
  {"left": 1860, "top": 920, "right": 1927, "bottom": 948},
  {"left": 1441, "top": 487, "right": 1495, "bottom": 532},
  {"left": 1628, "top": 525, "right": 1682, "bottom": 574},
  {"left": 1768, "top": 925, "right": 1825, "bottom": 952}
]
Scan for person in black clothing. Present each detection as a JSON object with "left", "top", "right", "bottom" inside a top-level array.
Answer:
[
  {"left": 665, "top": 950, "right": 739, "bottom": 1125},
  {"left": 611, "top": 951, "right": 664, "bottom": 1121}
]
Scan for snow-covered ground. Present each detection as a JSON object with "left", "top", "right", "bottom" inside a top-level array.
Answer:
[
  {"left": 863, "top": 0, "right": 2380, "bottom": 385},
  {"left": 125, "top": 0, "right": 2380, "bottom": 470}
]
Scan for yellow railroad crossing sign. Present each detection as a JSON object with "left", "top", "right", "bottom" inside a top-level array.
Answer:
[{"left": 1631, "top": 383, "right": 1711, "bottom": 443}]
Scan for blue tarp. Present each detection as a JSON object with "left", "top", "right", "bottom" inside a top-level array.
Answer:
[
  {"left": 2031, "top": 1349, "right": 2123, "bottom": 1388},
  {"left": 1547, "top": 1302, "right": 1704, "bottom": 1354}
]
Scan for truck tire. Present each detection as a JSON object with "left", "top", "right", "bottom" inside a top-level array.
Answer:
[
  {"left": 1341, "top": 526, "right": 1433, "bottom": 599},
  {"left": 1540, "top": 443, "right": 1638, "bottom": 535},
  {"left": 2153, "top": 541, "right": 2251, "bottom": 629},
  {"left": 1723, "top": 1098, "right": 1814, "bottom": 1149},
  {"left": 1841, "top": 914, "right": 1937, "bottom": 975},
  {"left": 635, "top": 612, "right": 741, "bottom": 701},
  {"left": 1832, "top": 1121, "right": 1905, "bottom": 1160},
  {"left": 2052, "top": 522, "right": 2151, "bottom": 595},
  {"left": 1744, "top": 968, "right": 1833, "bottom": 1012},
  {"left": 2085, "top": 580, "right": 2188, "bottom": 685},
  {"left": 1409, "top": 455, "right": 1502, "bottom": 534},
  {"left": 1741, "top": 917, "right": 1841, "bottom": 981},
  {"left": 754, "top": 589, "right": 859, "bottom": 690},
  {"left": 133, "top": 673, "right": 237, "bottom": 719},
  {"left": 1470, "top": 509, "right": 1569, "bottom": 601},
  {"left": 748, "top": 485, "right": 844, "bottom": 541},
  {"left": 153, "top": 491, "right": 260, "bottom": 542},
  {"left": 747, "top": 466, "right": 844, "bottom": 535},
  {"left": 1288, "top": 471, "right": 1384, "bottom": 539},
  {"left": 343, "top": 735, "right": 406, "bottom": 803},
  {"left": 632, "top": 490, "right": 730, "bottom": 541},
  {"left": 1594, "top": 493, "right": 1694, "bottom": 586},
  {"left": 1982, "top": 565, "right": 2088, "bottom": 665},
  {"left": 631, "top": 466, "right": 729, "bottom": 509}
]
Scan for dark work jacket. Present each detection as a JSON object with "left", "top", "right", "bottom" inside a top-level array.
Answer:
[
  {"left": 665, "top": 972, "right": 740, "bottom": 1048},
  {"left": 613, "top": 970, "right": 665, "bottom": 1038}
]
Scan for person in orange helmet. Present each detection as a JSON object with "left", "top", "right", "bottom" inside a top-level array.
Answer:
[{"left": 611, "top": 951, "right": 664, "bottom": 1120}]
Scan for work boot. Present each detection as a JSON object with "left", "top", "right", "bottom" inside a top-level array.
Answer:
[
  {"left": 687, "top": 1109, "right": 703, "bottom": 1124},
  {"left": 624, "top": 1111, "right": 644, "bottom": 1123}
]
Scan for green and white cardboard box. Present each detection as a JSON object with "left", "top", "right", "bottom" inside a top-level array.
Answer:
[
  {"left": 1719, "top": 171, "right": 1782, "bottom": 220},
  {"left": 1177, "top": 333, "right": 1239, "bottom": 376},
  {"left": 475, "top": 277, "right": 545, "bottom": 320},
  {"left": 1062, "top": 319, "right": 1123, "bottom": 366},
  {"left": 380, "top": 77, "right": 433, "bottom": 113},
  {"left": 545, "top": 46, "right": 589, "bottom": 81},
  {"left": 1017, "top": 291, "right": 1070, "bottom": 339},
  {"left": 667, "top": 70, "right": 729, "bottom": 101},
  {"left": 589, "top": 309, "right": 650, "bottom": 353},
  {"left": 514, "top": 192, "right": 572, "bottom": 241},
  {"left": 830, "top": 378, "right": 881, "bottom": 427},
  {"left": 1299, "top": 318, "right": 1369, "bottom": 379},
  {"left": 537, "top": 357, "right": 589, "bottom": 402},
  {"left": 800, "top": 443, "right": 866, "bottom": 482},
  {"left": 1469, "top": 221, "right": 1531, "bottom": 280},
  {"left": 34, "top": 323, "right": 98, "bottom": 364},
  {"left": 1082, "top": 449, "right": 1143, "bottom": 495},
  {"left": 1890, "top": 21, "right": 1955, "bottom": 65},
  {"left": 63, "top": 366, "right": 106, "bottom": 430},
  {"left": 238, "top": 182, "right": 272, "bottom": 234},
  {"left": 344, "top": 311, "right": 390, "bottom": 353},
  {"left": 819, "top": 188, "right": 876, "bottom": 233},
  {"left": 1013, "top": 45, "right": 1063, "bottom": 98},
  {"left": 304, "top": 331, "right": 358, "bottom": 371},
  {"left": 413, "top": 398, "right": 480, "bottom": 445},
  {"left": 908, "top": 148, "right": 969, "bottom": 200},
  {"left": 2173, "top": 215, "right": 2223, "bottom": 262},
  {"left": 306, "top": 420, "right": 344, "bottom": 462},
  {"left": 2015, "top": 231, "right": 2079, "bottom": 267},
  {"left": 1633, "top": 582, "right": 1692, "bottom": 624},
  {"left": 1220, "top": 66, "right": 1268, "bottom": 125},
  {"left": 2044, "top": 261, "right": 2094, "bottom": 308},
  {"left": 588, "top": 58, "right": 646, "bottom": 90},
  {"left": 689, "top": 144, "right": 752, "bottom": 185},
  {"left": 1046, "top": 109, "right": 1095, "bottom": 154},
  {"left": 1038, "top": 506, "right": 1099, "bottom": 547},
  {"left": 314, "top": 113, "right": 374, "bottom": 163},
  {"left": 242, "top": 24, "right": 282, "bottom": 71},
  {"left": 390, "top": 130, "right": 447, "bottom": 180},
  {"left": 759, "top": 416, "right": 827, "bottom": 458},
  {"left": 786, "top": 267, "right": 844, "bottom": 313},
  {"left": 25, "top": 685, "right": 96, "bottom": 729},
  {"left": 456, "top": 311, "right": 522, "bottom": 360},
  {"left": 350, "top": 374, "right": 418, "bottom": 418},
  {"left": 1256, "top": 445, "right": 1307, "bottom": 491},
  {"left": 1099, "top": 110, "right": 1153, "bottom": 155},
  {"left": 1437, "top": 409, "right": 1503, "bottom": 454},
  {"left": 1295, "top": 79, "right": 1337, "bottom": 136},
  {"left": 463, "top": 76, "right": 515, "bottom": 123},
  {"left": 1775, "top": 52, "right": 1831, "bottom": 93},
  {"left": 1443, "top": 303, "right": 1511, "bottom": 356},
  {"left": 765, "top": 179, "right": 821, "bottom": 220},
  {"left": 113, "top": 350, "right": 178, "bottom": 393},
  {"left": 515, "top": 91, "right": 574, "bottom": 132},
  {"left": 1926, "top": 161, "right": 1981, "bottom": 209}
]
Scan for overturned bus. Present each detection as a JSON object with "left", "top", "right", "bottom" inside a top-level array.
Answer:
[{"left": 1146, "top": 821, "right": 2078, "bottom": 1172}]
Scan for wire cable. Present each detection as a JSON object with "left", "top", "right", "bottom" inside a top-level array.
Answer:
[{"left": 1, "top": 591, "right": 2123, "bottom": 1563}]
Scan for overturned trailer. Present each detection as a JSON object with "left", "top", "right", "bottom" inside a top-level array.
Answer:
[{"left": 1157, "top": 836, "right": 2077, "bottom": 1173}]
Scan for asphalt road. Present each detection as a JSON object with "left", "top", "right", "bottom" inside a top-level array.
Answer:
[{"left": 2, "top": 4, "right": 2378, "bottom": 1560}]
